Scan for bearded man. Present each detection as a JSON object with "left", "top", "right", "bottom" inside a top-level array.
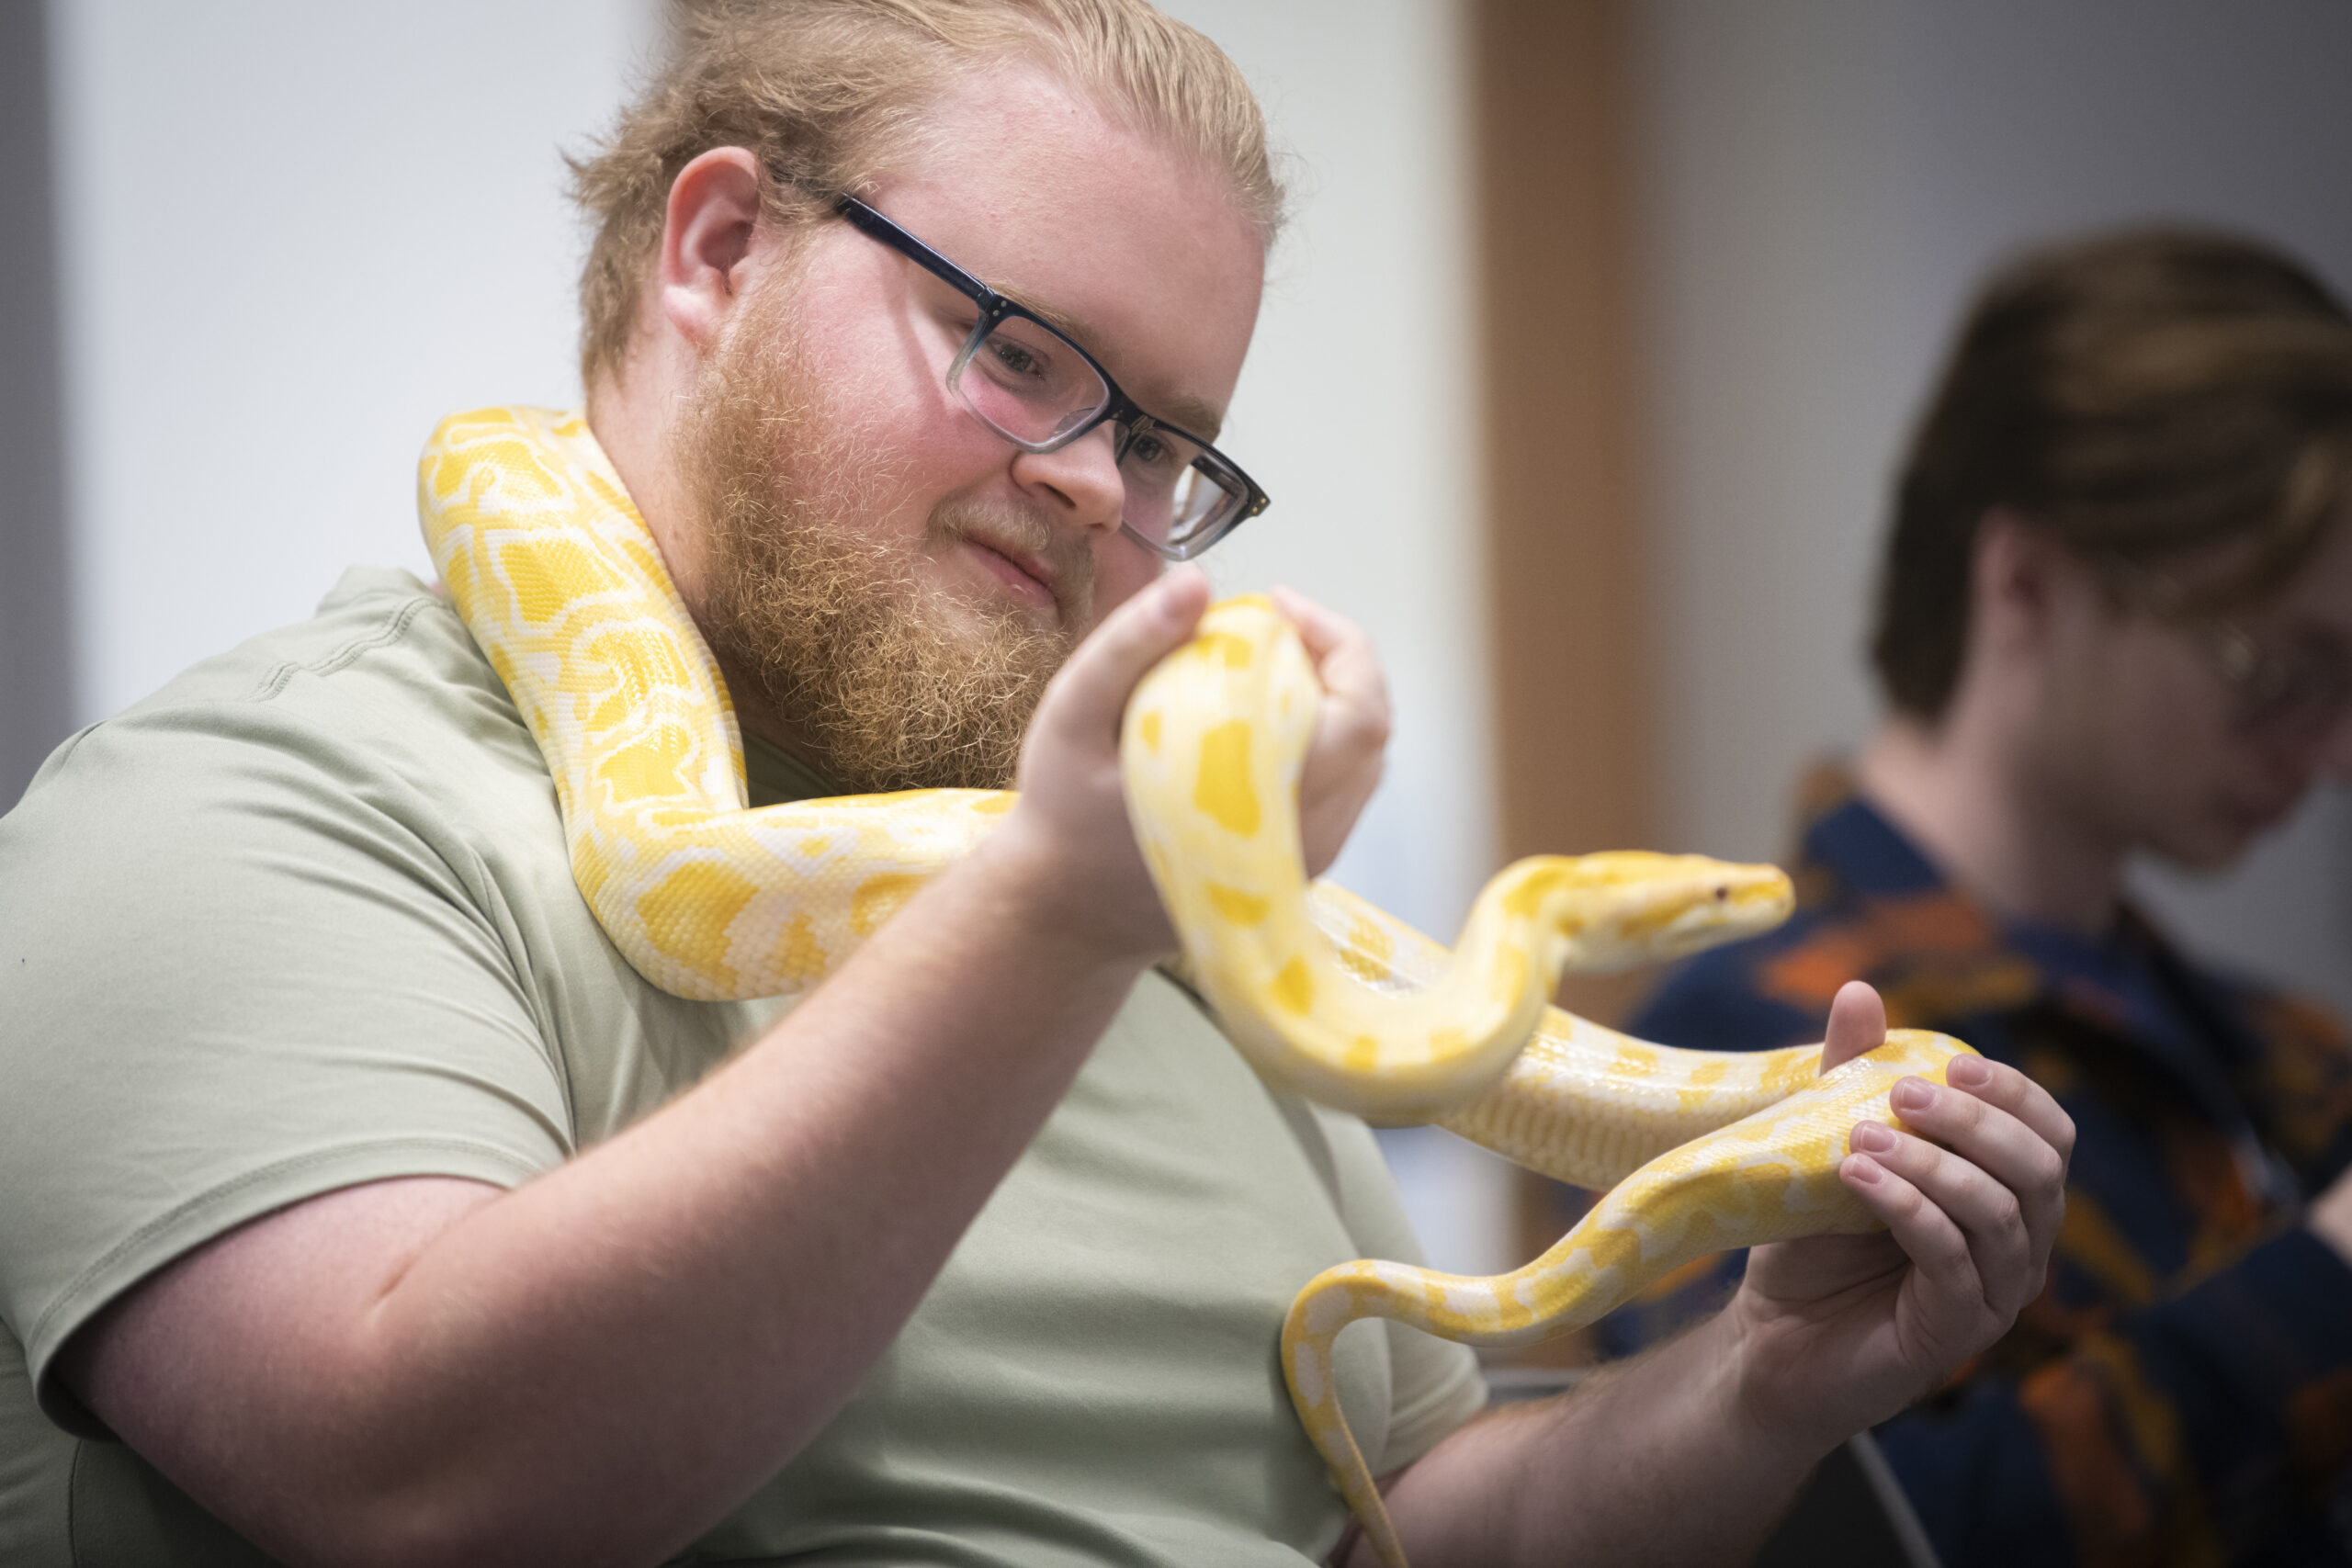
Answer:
[{"left": 0, "top": 4, "right": 2071, "bottom": 1565}]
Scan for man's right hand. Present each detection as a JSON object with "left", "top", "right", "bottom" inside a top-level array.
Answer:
[
  {"left": 993, "top": 567, "right": 1211, "bottom": 963},
  {"left": 994, "top": 570, "right": 1396, "bottom": 963}
]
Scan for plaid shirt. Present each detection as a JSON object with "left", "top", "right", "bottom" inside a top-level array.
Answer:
[{"left": 1590, "top": 771, "right": 2352, "bottom": 1566}]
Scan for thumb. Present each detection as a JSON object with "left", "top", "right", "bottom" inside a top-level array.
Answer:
[
  {"left": 1033, "top": 569, "right": 1211, "bottom": 750},
  {"left": 1818, "top": 979, "right": 1887, "bottom": 1074}
]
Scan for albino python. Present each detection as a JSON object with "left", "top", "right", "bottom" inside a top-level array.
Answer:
[{"left": 419, "top": 405, "right": 1973, "bottom": 1568}]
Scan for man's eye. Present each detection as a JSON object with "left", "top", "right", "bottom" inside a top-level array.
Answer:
[
  {"left": 989, "top": 337, "right": 1046, "bottom": 379},
  {"left": 1125, "top": 431, "right": 1170, "bottom": 468}
]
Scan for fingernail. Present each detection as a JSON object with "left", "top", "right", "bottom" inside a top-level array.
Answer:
[
  {"left": 1949, "top": 1055, "right": 1990, "bottom": 1089},
  {"left": 1894, "top": 1078, "right": 1936, "bottom": 1113},
  {"left": 1844, "top": 1155, "right": 1883, "bottom": 1186},
  {"left": 1852, "top": 1121, "right": 1896, "bottom": 1154}
]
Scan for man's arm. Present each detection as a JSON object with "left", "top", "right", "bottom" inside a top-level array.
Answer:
[
  {"left": 62, "top": 570, "right": 1387, "bottom": 1568},
  {"left": 64, "top": 832, "right": 1148, "bottom": 1568},
  {"left": 1367, "top": 983, "right": 2076, "bottom": 1566}
]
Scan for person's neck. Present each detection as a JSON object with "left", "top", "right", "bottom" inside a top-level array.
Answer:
[
  {"left": 584, "top": 378, "right": 819, "bottom": 767},
  {"left": 1854, "top": 710, "right": 2124, "bottom": 938},
  {"left": 587, "top": 376, "right": 705, "bottom": 619}
]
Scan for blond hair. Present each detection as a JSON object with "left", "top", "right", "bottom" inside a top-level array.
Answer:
[{"left": 570, "top": 0, "right": 1283, "bottom": 389}]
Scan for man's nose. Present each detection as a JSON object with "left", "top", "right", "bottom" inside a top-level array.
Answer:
[{"left": 1009, "top": 423, "right": 1125, "bottom": 536}]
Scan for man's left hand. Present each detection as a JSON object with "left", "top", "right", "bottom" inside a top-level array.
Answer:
[
  {"left": 1725, "top": 980, "right": 2075, "bottom": 1448},
  {"left": 1269, "top": 586, "right": 1391, "bottom": 879}
]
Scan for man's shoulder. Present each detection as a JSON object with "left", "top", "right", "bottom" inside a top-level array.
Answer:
[
  {"left": 0, "top": 565, "right": 576, "bottom": 984},
  {"left": 22, "top": 566, "right": 548, "bottom": 821},
  {"left": 118, "top": 566, "right": 514, "bottom": 750}
]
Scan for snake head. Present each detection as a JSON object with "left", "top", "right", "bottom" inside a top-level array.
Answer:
[{"left": 1544, "top": 852, "right": 1796, "bottom": 974}]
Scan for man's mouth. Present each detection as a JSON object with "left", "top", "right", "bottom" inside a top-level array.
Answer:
[{"left": 959, "top": 534, "right": 1061, "bottom": 613}]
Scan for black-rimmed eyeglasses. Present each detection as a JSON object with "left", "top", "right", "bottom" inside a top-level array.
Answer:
[
  {"left": 2112, "top": 566, "right": 2352, "bottom": 746},
  {"left": 831, "top": 193, "right": 1269, "bottom": 560}
]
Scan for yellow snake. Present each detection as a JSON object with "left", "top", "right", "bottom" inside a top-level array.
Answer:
[{"left": 418, "top": 406, "right": 1973, "bottom": 1567}]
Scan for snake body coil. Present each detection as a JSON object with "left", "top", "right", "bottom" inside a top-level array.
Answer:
[{"left": 420, "top": 407, "right": 1973, "bottom": 1567}]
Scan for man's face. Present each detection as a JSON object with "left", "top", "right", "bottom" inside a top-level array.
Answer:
[
  {"left": 683, "top": 65, "right": 1266, "bottom": 791},
  {"left": 2032, "top": 518, "right": 2352, "bottom": 870}
]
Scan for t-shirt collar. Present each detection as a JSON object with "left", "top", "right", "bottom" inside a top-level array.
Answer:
[{"left": 744, "top": 734, "right": 835, "bottom": 807}]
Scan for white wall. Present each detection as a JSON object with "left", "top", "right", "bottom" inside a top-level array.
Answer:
[
  {"left": 51, "top": 0, "right": 662, "bottom": 723},
  {"left": 1635, "top": 0, "right": 2352, "bottom": 1016}
]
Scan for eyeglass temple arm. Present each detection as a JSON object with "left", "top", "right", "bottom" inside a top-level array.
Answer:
[{"left": 831, "top": 194, "right": 1004, "bottom": 312}]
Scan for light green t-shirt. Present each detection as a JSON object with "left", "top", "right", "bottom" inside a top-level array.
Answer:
[{"left": 0, "top": 567, "right": 1484, "bottom": 1565}]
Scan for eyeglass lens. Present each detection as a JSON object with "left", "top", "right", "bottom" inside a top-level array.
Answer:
[{"left": 949, "top": 316, "right": 1247, "bottom": 552}]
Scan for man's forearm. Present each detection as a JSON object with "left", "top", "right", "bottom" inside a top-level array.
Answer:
[
  {"left": 73, "top": 828, "right": 1153, "bottom": 1568},
  {"left": 1365, "top": 1314, "right": 1826, "bottom": 1568}
]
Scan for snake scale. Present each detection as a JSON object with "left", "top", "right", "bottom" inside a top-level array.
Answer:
[{"left": 419, "top": 406, "right": 1973, "bottom": 1567}]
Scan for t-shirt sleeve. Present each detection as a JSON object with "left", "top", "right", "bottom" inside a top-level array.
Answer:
[
  {"left": 1314, "top": 1108, "right": 1489, "bottom": 1473},
  {"left": 0, "top": 701, "right": 574, "bottom": 1434}
]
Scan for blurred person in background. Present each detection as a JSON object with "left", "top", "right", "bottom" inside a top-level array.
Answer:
[{"left": 1605, "top": 227, "right": 2352, "bottom": 1566}]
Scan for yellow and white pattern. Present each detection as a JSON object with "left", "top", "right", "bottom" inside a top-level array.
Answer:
[
  {"left": 1287, "top": 1029, "right": 1965, "bottom": 1566},
  {"left": 418, "top": 406, "right": 1972, "bottom": 1568},
  {"left": 420, "top": 406, "right": 1014, "bottom": 1001}
]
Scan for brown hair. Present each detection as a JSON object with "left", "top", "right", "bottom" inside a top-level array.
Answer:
[
  {"left": 1870, "top": 227, "right": 2352, "bottom": 719},
  {"left": 568, "top": 0, "right": 1283, "bottom": 389}
]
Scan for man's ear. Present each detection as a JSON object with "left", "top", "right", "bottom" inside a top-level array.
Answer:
[
  {"left": 660, "top": 147, "right": 765, "bottom": 350},
  {"left": 1970, "top": 506, "right": 2064, "bottom": 659}
]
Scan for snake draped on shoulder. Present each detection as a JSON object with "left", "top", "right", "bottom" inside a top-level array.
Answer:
[{"left": 420, "top": 406, "right": 1974, "bottom": 1568}]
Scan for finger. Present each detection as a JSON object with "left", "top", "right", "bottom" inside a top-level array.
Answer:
[
  {"left": 1893, "top": 1071, "right": 2066, "bottom": 1255},
  {"left": 1885, "top": 1072, "right": 2064, "bottom": 1298},
  {"left": 1940, "top": 1055, "right": 2074, "bottom": 1248},
  {"left": 1037, "top": 568, "right": 1210, "bottom": 745},
  {"left": 1849, "top": 1115, "right": 2033, "bottom": 1315},
  {"left": 1270, "top": 587, "right": 1392, "bottom": 736},
  {"left": 1818, "top": 981, "right": 1887, "bottom": 1074},
  {"left": 1268, "top": 585, "right": 1351, "bottom": 662},
  {"left": 1273, "top": 589, "right": 1393, "bottom": 880},
  {"left": 1946, "top": 1053, "right": 2077, "bottom": 1173},
  {"left": 1840, "top": 1149, "right": 1995, "bottom": 1357}
]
